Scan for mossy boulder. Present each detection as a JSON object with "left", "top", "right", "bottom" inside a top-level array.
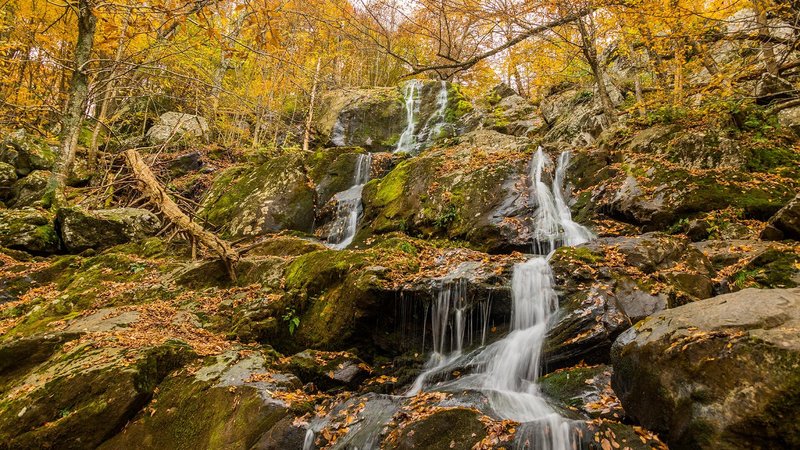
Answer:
[
  {"left": 58, "top": 207, "right": 161, "bottom": 253},
  {"left": 9, "top": 169, "right": 50, "bottom": 208},
  {"left": 384, "top": 407, "right": 487, "bottom": 450},
  {"left": 0, "top": 130, "right": 57, "bottom": 177},
  {"left": 0, "top": 341, "right": 195, "bottom": 450},
  {"left": 145, "top": 112, "right": 209, "bottom": 145},
  {"left": 99, "top": 350, "right": 299, "bottom": 450},
  {"left": 545, "top": 234, "right": 714, "bottom": 369},
  {"left": 199, "top": 153, "right": 315, "bottom": 237},
  {"left": 0, "top": 207, "right": 59, "bottom": 254},
  {"left": 362, "top": 130, "right": 536, "bottom": 252},
  {"left": 611, "top": 287, "right": 800, "bottom": 449}
]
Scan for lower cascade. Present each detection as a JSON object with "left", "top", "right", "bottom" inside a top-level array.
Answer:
[
  {"left": 406, "top": 148, "right": 593, "bottom": 449},
  {"left": 326, "top": 153, "right": 372, "bottom": 249}
]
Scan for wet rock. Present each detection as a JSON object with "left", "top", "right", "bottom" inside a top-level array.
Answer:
[
  {"left": 385, "top": 407, "right": 487, "bottom": 450},
  {"left": 761, "top": 194, "right": 800, "bottom": 241},
  {"left": 199, "top": 154, "right": 315, "bottom": 237},
  {"left": 281, "top": 350, "right": 370, "bottom": 390},
  {"left": 611, "top": 287, "right": 800, "bottom": 449},
  {"left": 0, "top": 130, "right": 57, "bottom": 177},
  {"left": 545, "top": 234, "right": 714, "bottom": 369},
  {"left": 58, "top": 207, "right": 161, "bottom": 253},
  {"left": 315, "top": 82, "right": 470, "bottom": 152},
  {"left": 0, "top": 207, "right": 59, "bottom": 254},
  {"left": 362, "top": 129, "right": 534, "bottom": 253},
  {"left": 9, "top": 170, "right": 50, "bottom": 207},
  {"left": 306, "top": 147, "right": 372, "bottom": 207},
  {"left": 539, "top": 365, "right": 622, "bottom": 420},
  {"left": 146, "top": 112, "right": 209, "bottom": 145}
]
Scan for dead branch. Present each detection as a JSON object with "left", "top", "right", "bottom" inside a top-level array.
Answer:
[{"left": 123, "top": 149, "right": 239, "bottom": 280}]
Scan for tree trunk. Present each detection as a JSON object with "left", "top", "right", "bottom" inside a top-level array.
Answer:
[
  {"left": 44, "top": 0, "right": 97, "bottom": 210},
  {"left": 576, "top": 15, "right": 616, "bottom": 122},
  {"left": 302, "top": 58, "right": 322, "bottom": 153},
  {"left": 753, "top": 0, "right": 779, "bottom": 75}
]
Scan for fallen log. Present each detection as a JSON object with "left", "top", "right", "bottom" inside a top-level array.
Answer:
[{"left": 123, "top": 149, "right": 239, "bottom": 280}]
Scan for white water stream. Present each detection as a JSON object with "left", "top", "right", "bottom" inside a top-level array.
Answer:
[
  {"left": 407, "top": 147, "right": 593, "bottom": 449},
  {"left": 326, "top": 153, "right": 372, "bottom": 250},
  {"left": 395, "top": 80, "right": 449, "bottom": 153}
]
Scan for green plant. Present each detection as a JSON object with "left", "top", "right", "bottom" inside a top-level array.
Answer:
[
  {"left": 434, "top": 204, "right": 458, "bottom": 227},
  {"left": 282, "top": 308, "right": 300, "bottom": 335}
]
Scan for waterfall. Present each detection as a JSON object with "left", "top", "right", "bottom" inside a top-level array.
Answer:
[
  {"left": 395, "top": 80, "right": 421, "bottom": 153},
  {"left": 395, "top": 80, "right": 449, "bottom": 154},
  {"left": 407, "top": 149, "right": 593, "bottom": 450},
  {"left": 326, "top": 153, "right": 372, "bottom": 250}
]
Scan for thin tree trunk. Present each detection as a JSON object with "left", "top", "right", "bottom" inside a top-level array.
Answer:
[
  {"left": 44, "top": 0, "right": 96, "bottom": 210},
  {"left": 302, "top": 58, "right": 322, "bottom": 153},
  {"left": 753, "top": 0, "right": 779, "bottom": 74},
  {"left": 576, "top": 16, "right": 616, "bottom": 122}
]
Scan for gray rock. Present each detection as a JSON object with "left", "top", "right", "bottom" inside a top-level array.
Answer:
[
  {"left": 146, "top": 112, "right": 209, "bottom": 145},
  {"left": 8, "top": 170, "right": 50, "bottom": 207},
  {"left": 0, "top": 207, "right": 59, "bottom": 254},
  {"left": 199, "top": 153, "right": 316, "bottom": 237},
  {"left": 761, "top": 194, "right": 800, "bottom": 241},
  {"left": 57, "top": 207, "right": 161, "bottom": 253},
  {"left": 0, "top": 162, "right": 16, "bottom": 191},
  {"left": 611, "top": 287, "right": 800, "bottom": 449},
  {"left": 0, "top": 129, "right": 57, "bottom": 176},
  {"left": 778, "top": 106, "right": 800, "bottom": 137}
]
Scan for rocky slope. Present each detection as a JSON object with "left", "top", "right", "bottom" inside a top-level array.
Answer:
[{"left": 1, "top": 78, "right": 799, "bottom": 449}]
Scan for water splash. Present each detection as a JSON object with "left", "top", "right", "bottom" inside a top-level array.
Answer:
[
  {"left": 331, "top": 118, "right": 346, "bottom": 146},
  {"left": 326, "top": 153, "right": 372, "bottom": 250}
]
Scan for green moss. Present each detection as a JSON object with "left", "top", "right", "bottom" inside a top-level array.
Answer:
[
  {"left": 539, "top": 365, "right": 606, "bottom": 409},
  {"left": 732, "top": 249, "right": 799, "bottom": 289}
]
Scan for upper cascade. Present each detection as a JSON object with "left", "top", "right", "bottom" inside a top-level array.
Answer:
[
  {"left": 315, "top": 80, "right": 459, "bottom": 153},
  {"left": 325, "top": 153, "right": 372, "bottom": 250}
]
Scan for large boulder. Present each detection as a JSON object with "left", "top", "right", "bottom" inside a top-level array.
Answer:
[
  {"left": 761, "top": 194, "right": 800, "bottom": 241},
  {"left": 546, "top": 234, "right": 714, "bottom": 369},
  {"left": 0, "top": 130, "right": 57, "bottom": 177},
  {"left": 361, "top": 130, "right": 536, "bottom": 252},
  {"left": 611, "top": 288, "right": 800, "bottom": 449},
  {"left": 146, "top": 112, "right": 209, "bottom": 145},
  {"left": 199, "top": 153, "right": 315, "bottom": 237},
  {"left": 57, "top": 207, "right": 161, "bottom": 253},
  {"left": 99, "top": 350, "right": 300, "bottom": 450},
  {"left": 0, "top": 208, "right": 59, "bottom": 254}
]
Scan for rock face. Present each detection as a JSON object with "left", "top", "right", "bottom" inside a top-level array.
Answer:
[
  {"left": 362, "top": 130, "right": 534, "bottom": 252},
  {"left": 611, "top": 288, "right": 800, "bottom": 449},
  {"left": 199, "top": 154, "right": 315, "bottom": 237},
  {"left": 146, "top": 112, "right": 209, "bottom": 145},
  {"left": 0, "top": 162, "right": 16, "bottom": 190},
  {"left": 315, "top": 81, "right": 470, "bottom": 152},
  {"left": 761, "top": 194, "right": 800, "bottom": 240},
  {"left": 0, "top": 208, "right": 59, "bottom": 254},
  {"left": 57, "top": 207, "right": 161, "bottom": 253},
  {"left": 546, "top": 233, "right": 714, "bottom": 369}
]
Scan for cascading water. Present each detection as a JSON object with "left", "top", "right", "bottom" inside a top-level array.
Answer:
[
  {"left": 326, "top": 153, "right": 372, "bottom": 250},
  {"left": 395, "top": 80, "right": 422, "bottom": 153},
  {"left": 395, "top": 80, "right": 449, "bottom": 153},
  {"left": 407, "top": 148, "right": 593, "bottom": 450}
]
